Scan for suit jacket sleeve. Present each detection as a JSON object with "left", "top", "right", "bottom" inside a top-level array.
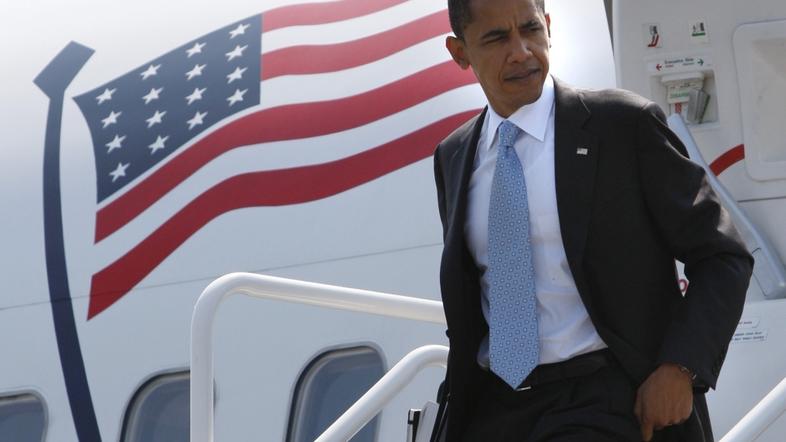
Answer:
[
  {"left": 635, "top": 102, "right": 753, "bottom": 388},
  {"left": 434, "top": 146, "right": 448, "bottom": 242}
]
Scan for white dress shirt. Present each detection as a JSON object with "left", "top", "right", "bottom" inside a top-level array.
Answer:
[{"left": 465, "top": 76, "right": 607, "bottom": 367}]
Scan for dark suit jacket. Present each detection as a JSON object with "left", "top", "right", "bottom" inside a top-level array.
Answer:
[{"left": 432, "top": 79, "right": 753, "bottom": 440}]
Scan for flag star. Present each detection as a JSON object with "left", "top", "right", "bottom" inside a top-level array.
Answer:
[
  {"left": 109, "top": 162, "right": 129, "bottom": 182},
  {"left": 96, "top": 88, "right": 116, "bottom": 105},
  {"left": 101, "top": 111, "right": 121, "bottom": 128},
  {"left": 227, "top": 88, "right": 247, "bottom": 106},
  {"left": 186, "top": 41, "right": 206, "bottom": 57},
  {"left": 187, "top": 111, "right": 208, "bottom": 130},
  {"left": 140, "top": 64, "right": 161, "bottom": 80},
  {"left": 227, "top": 66, "right": 247, "bottom": 84},
  {"left": 229, "top": 23, "right": 249, "bottom": 39},
  {"left": 186, "top": 63, "right": 206, "bottom": 80},
  {"left": 146, "top": 110, "right": 166, "bottom": 128},
  {"left": 142, "top": 87, "right": 163, "bottom": 104},
  {"left": 106, "top": 134, "right": 126, "bottom": 153},
  {"left": 225, "top": 45, "right": 247, "bottom": 61},
  {"left": 148, "top": 135, "right": 169, "bottom": 154},
  {"left": 186, "top": 87, "right": 206, "bottom": 105}
]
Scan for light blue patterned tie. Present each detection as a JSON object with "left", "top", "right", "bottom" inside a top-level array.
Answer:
[{"left": 487, "top": 120, "right": 539, "bottom": 389}]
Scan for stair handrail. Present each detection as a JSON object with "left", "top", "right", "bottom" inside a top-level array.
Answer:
[
  {"left": 190, "top": 272, "right": 446, "bottom": 442},
  {"left": 316, "top": 344, "right": 448, "bottom": 441},
  {"left": 719, "top": 376, "right": 786, "bottom": 441}
]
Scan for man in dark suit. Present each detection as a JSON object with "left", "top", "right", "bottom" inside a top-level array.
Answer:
[{"left": 432, "top": 0, "right": 753, "bottom": 440}]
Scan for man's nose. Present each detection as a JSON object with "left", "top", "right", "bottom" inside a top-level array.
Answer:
[{"left": 508, "top": 38, "right": 533, "bottom": 63}]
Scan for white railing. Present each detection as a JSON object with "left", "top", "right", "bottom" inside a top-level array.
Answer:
[
  {"left": 316, "top": 345, "right": 448, "bottom": 441},
  {"left": 720, "top": 377, "right": 786, "bottom": 442},
  {"left": 190, "top": 272, "right": 446, "bottom": 442}
]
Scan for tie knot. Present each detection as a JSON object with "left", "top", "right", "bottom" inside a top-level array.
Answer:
[{"left": 498, "top": 120, "right": 522, "bottom": 149}]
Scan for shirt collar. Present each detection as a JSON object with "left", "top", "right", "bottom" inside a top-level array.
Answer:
[{"left": 485, "top": 75, "right": 555, "bottom": 148}]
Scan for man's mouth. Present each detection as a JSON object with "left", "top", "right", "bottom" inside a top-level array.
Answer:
[{"left": 505, "top": 68, "right": 541, "bottom": 82}]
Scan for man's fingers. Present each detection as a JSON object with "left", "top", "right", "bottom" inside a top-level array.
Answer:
[
  {"left": 634, "top": 390, "right": 649, "bottom": 440},
  {"left": 640, "top": 419, "right": 654, "bottom": 442},
  {"left": 634, "top": 364, "right": 696, "bottom": 440},
  {"left": 633, "top": 390, "right": 643, "bottom": 420}
]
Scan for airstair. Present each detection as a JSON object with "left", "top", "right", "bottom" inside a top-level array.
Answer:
[{"left": 189, "top": 273, "right": 785, "bottom": 441}]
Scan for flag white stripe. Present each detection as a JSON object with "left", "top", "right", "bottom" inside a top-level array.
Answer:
[{"left": 261, "top": 0, "right": 444, "bottom": 52}]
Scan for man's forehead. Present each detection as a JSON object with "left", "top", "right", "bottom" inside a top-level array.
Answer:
[{"left": 466, "top": 0, "right": 543, "bottom": 27}]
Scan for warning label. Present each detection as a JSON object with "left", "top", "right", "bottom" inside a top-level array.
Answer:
[
  {"left": 690, "top": 19, "right": 710, "bottom": 44},
  {"left": 737, "top": 317, "right": 761, "bottom": 329},
  {"left": 644, "top": 23, "right": 662, "bottom": 48},
  {"left": 647, "top": 55, "right": 713, "bottom": 74},
  {"left": 732, "top": 329, "right": 768, "bottom": 344}
]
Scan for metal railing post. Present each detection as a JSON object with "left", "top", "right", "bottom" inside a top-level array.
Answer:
[{"left": 190, "top": 272, "right": 446, "bottom": 442}]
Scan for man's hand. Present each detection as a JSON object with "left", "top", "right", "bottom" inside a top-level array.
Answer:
[{"left": 634, "top": 363, "right": 694, "bottom": 441}]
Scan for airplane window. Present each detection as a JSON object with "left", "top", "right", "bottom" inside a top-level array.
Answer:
[
  {"left": 122, "top": 372, "right": 189, "bottom": 442},
  {"left": 0, "top": 393, "right": 46, "bottom": 442},
  {"left": 287, "top": 346, "right": 384, "bottom": 442}
]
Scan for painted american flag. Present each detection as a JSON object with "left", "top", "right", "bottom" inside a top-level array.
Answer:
[{"left": 75, "top": 0, "right": 481, "bottom": 319}]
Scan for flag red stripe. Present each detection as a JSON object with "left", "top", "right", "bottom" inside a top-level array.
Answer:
[
  {"left": 263, "top": 0, "right": 407, "bottom": 32},
  {"left": 95, "top": 61, "right": 475, "bottom": 242},
  {"left": 262, "top": 10, "right": 449, "bottom": 79},
  {"left": 88, "top": 110, "right": 479, "bottom": 318},
  {"left": 709, "top": 144, "right": 744, "bottom": 176}
]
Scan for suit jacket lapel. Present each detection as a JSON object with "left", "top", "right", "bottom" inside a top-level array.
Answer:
[
  {"left": 444, "top": 108, "right": 487, "bottom": 251},
  {"left": 553, "top": 80, "right": 599, "bottom": 302}
]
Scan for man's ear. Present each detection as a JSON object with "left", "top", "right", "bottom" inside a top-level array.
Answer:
[
  {"left": 545, "top": 13, "right": 552, "bottom": 38},
  {"left": 446, "top": 36, "right": 470, "bottom": 70}
]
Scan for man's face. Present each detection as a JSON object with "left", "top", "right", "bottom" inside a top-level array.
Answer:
[{"left": 447, "top": 0, "right": 551, "bottom": 117}]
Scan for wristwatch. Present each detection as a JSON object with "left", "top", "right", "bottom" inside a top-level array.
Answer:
[{"left": 677, "top": 364, "right": 698, "bottom": 382}]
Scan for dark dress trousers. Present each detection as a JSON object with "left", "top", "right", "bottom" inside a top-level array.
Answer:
[{"left": 432, "top": 79, "right": 753, "bottom": 441}]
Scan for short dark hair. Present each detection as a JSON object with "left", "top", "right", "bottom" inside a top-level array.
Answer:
[{"left": 448, "top": 0, "right": 546, "bottom": 40}]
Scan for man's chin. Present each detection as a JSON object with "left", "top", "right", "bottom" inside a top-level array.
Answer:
[
  {"left": 510, "top": 88, "right": 545, "bottom": 108},
  {"left": 503, "top": 78, "right": 545, "bottom": 104}
]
